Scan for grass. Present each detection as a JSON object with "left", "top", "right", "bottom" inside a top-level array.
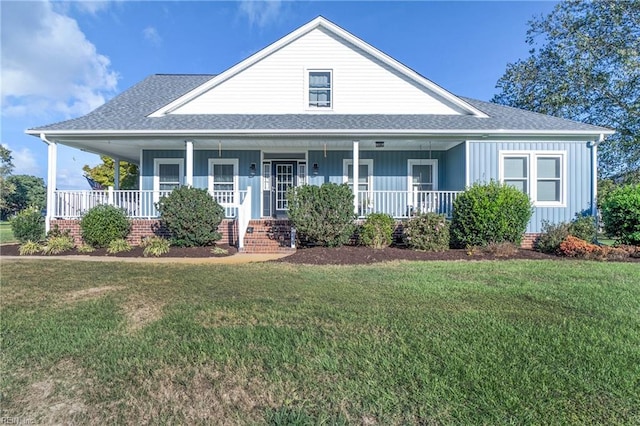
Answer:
[
  {"left": 0, "top": 221, "right": 16, "bottom": 244},
  {"left": 1, "top": 260, "right": 639, "bottom": 424}
]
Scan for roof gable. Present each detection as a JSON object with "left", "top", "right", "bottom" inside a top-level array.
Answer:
[{"left": 149, "top": 17, "right": 488, "bottom": 117}]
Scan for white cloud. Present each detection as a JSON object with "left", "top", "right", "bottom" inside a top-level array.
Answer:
[
  {"left": 11, "top": 146, "right": 42, "bottom": 177},
  {"left": 0, "top": 0, "right": 119, "bottom": 118},
  {"left": 143, "top": 26, "right": 162, "bottom": 47},
  {"left": 238, "top": 0, "right": 284, "bottom": 28},
  {"left": 73, "top": 1, "right": 112, "bottom": 16}
]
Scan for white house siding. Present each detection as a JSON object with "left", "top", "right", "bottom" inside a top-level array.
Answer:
[
  {"left": 467, "top": 140, "right": 595, "bottom": 233},
  {"left": 171, "top": 27, "right": 462, "bottom": 115}
]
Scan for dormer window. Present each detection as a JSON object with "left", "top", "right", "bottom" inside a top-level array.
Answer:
[{"left": 308, "top": 70, "right": 332, "bottom": 108}]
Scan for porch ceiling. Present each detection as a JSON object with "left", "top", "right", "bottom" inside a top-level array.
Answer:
[{"left": 47, "top": 137, "right": 465, "bottom": 163}]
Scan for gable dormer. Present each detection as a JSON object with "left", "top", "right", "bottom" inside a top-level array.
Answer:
[{"left": 151, "top": 17, "right": 487, "bottom": 117}]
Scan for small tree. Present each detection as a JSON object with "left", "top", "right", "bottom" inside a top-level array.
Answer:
[
  {"left": 10, "top": 207, "right": 45, "bottom": 243},
  {"left": 156, "top": 186, "right": 224, "bottom": 247},
  {"left": 601, "top": 184, "right": 640, "bottom": 245},
  {"left": 450, "top": 181, "right": 533, "bottom": 248},
  {"left": 287, "top": 183, "right": 356, "bottom": 247}
]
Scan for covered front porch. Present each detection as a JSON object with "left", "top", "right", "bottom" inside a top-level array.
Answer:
[{"left": 41, "top": 135, "right": 466, "bottom": 249}]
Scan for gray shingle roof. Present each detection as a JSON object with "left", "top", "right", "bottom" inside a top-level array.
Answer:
[{"left": 29, "top": 74, "right": 610, "bottom": 135}]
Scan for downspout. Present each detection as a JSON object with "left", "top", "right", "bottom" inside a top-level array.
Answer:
[
  {"left": 40, "top": 133, "right": 57, "bottom": 232},
  {"left": 590, "top": 133, "right": 605, "bottom": 239}
]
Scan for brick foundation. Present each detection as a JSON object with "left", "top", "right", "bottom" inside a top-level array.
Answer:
[
  {"left": 50, "top": 219, "right": 237, "bottom": 247},
  {"left": 520, "top": 233, "right": 541, "bottom": 250}
]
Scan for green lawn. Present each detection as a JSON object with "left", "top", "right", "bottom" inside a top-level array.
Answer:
[
  {"left": 0, "top": 221, "right": 16, "bottom": 244},
  {"left": 1, "top": 260, "right": 639, "bottom": 424}
]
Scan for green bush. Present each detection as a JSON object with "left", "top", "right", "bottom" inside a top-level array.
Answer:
[
  {"left": 450, "top": 181, "right": 533, "bottom": 248},
  {"left": 287, "top": 183, "right": 356, "bottom": 247},
  {"left": 569, "top": 215, "right": 596, "bottom": 242},
  {"left": 141, "top": 236, "right": 170, "bottom": 257},
  {"left": 360, "top": 213, "right": 395, "bottom": 249},
  {"left": 80, "top": 204, "right": 131, "bottom": 248},
  {"left": 18, "top": 240, "right": 41, "bottom": 255},
  {"left": 107, "top": 238, "right": 132, "bottom": 254},
  {"left": 41, "top": 235, "right": 75, "bottom": 255},
  {"left": 601, "top": 184, "right": 640, "bottom": 245},
  {"left": 404, "top": 212, "right": 450, "bottom": 252},
  {"left": 156, "top": 186, "right": 224, "bottom": 247},
  {"left": 535, "top": 220, "right": 570, "bottom": 254},
  {"left": 10, "top": 207, "right": 45, "bottom": 243}
]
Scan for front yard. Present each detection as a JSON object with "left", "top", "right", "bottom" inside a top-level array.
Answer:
[{"left": 1, "top": 260, "right": 639, "bottom": 424}]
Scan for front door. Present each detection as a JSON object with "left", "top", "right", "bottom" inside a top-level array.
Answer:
[{"left": 273, "top": 162, "right": 296, "bottom": 217}]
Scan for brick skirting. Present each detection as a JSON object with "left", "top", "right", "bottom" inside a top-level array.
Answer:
[
  {"left": 50, "top": 219, "right": 237, "bottom": 246},
  {"left": 49, "top": 218, "right": 541, "bottom": 251}
]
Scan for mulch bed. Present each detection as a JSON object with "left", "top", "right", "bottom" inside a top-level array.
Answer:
[
  {"left": 3, "top": 242, "right": 638, "bottom": 264},
  {"left": 0, "top": 243, "right": 237, "bottom": 258},
  {"left": 274, "top": 245, "right": 561, "bottom": 265}
]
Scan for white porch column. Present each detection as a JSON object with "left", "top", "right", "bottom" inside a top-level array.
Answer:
[
  {"left": 185, "top": 140, "right": 194, "bottom": 187},
  {"left": 46, "top": 140, "right": 58, "bottom": 232},
  {"left": 352, "top": 140, "right": 359, "bottom": 214},
  {"left": 113, "top": 156, "right": 120, "bottom": 190}
]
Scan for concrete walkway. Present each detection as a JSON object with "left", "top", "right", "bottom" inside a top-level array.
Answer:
[{"left": 1, "top": 252, "right": 291, "bottom": 264}]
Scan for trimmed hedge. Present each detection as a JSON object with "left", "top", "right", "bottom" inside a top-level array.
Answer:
[
  {"left": 601, "top": 184, "right": 640, "bottom": 245},
  {"left": 360, "top": 213, "right": 394, "bottom": 249},
  {"left": 80, "top": 204, "right": 131, "bottom": 248},
  {"left": 156, "top": 186, "right": 224, "bottom": 247},
  {"left": 450, "top": 181, "right": 533, "bottom": 248},
  {"left": 287, "top": 183, "right": 356, "bottom": 247},
  {"left": 404, "top": 212, "right": 450, "bottom": 252}
]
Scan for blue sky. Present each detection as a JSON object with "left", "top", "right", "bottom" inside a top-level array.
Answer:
[{"left": 1, "top": 0, "right": 557, "bottom": 189}]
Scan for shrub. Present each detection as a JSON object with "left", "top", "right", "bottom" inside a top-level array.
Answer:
[
  {"left": 18, "top": 240, "right": 41, "bottom": 255},
  {"left": 76, "top": 244, "right": 95, "bottom": 253},
  {"left": 156, "top": 186, "right": 224, "bottom": 247},
  {"left": 569, "top": 215, "right": 596, "bottom": 242},
  {"left": 211, "top": 246, "right": 229, "bottom": 255},
  {"left": 535, "top": 220, "right": 570, "bottom": 254},
  {"left": 10, "top": 207, "right": 45, "bottom": 243},
  {"left": 404, "top": 212, "right": 450, "bottom": 252},
  {"left": 601, "top": 184, "right": 640, "bottom": 245},
  {"left": 450, "top": 181, "right": 532, "bottom": 248},
  {"left": 287, "top": 183, "right": 356, "bottom": 247},
  {"left": 558, "top": 235, "right": 629, "bottom": 261},
  {"left": 360, "top": 213, "right": 395, "bottom": 249},
  {"left": 140, "top": 236, "right": 170, "bottom": 257},
  {"left": 80, "top": 204, "right": 130, "bottom": 248},
  {"left": 107, "top": 238, "right": 132, "bottom": 254},
  {"left": 41, "top": 235, "right": 75, "bottom": 255}
]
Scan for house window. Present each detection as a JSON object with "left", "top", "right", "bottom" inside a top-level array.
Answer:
[
  {"left": 308, "top": 70, "right": 332, "bottom": 108},
  {"left": 154, "top": 158, "right": 183, "bottom": 192},
  {"left": 408, "top": 159, "right": 438, "bottom": 191},
  {"left": 208, "top": 159, "right": 238, "bottom": 205},
  {"left": 344, "top": 159, "right": 373, "bottom": 215},
  {"left": 500, "top": 151, "right": 566, "bottom": 206}
]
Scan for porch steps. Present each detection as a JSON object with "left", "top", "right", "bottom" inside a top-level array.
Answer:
[{"left": 240, "top": 220, "right": 296, "bottom": 254}]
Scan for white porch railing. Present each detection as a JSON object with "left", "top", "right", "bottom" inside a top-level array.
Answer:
[
  {"left": 52, "top": 188, "right": 248, "bottom": 219},
  {"left": 356, "top": 190, "right": 461, "bottom": 218}
]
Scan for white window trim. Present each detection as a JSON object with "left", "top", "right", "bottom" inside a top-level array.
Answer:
[
  {"left": 208, "top": 158, "right": 239, "bottom": 206},
  {"left": 343, "top": 158, "right": 374, "bottom": 192},
  {"left": 499, "top": 151, "right": 567, "bottom": 207},
  {"left": 154, "top": 158, "right": 184, "bottom": 201},
  {"left": 305, "top": 68, "right": 333, "bottom": 111},
  {"left": 407, "top": 159, "right": 439, "bottom": 191}
]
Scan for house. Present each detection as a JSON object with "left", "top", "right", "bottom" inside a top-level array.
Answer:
[{"left": 27, "top": 16, "right": 613, "bottom": 252}]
